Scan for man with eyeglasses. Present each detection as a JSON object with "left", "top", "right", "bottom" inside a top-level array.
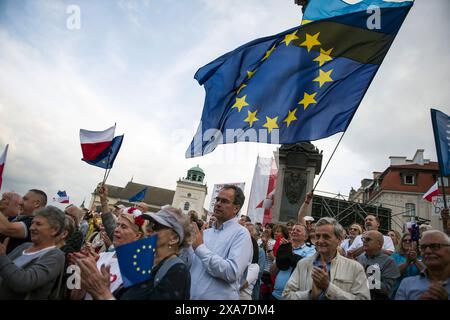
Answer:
[
  {"left": 190, "top": 185, "right": 253, "bottom": 300},
  {"left": 395, "top": 230, "right": 450, "bottom": 300},
  {"left": 357, "top": 230, "right": 400, "bottom": 299}
]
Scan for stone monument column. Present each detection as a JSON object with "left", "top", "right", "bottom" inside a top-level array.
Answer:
[{"left": 272, "top": 142, "right": 322, "bottom": 223}]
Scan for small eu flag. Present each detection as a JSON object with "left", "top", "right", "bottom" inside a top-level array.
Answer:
[
  {"left": 116, "top": 235, "right": 157, "bottom": 288},
  {"left": 128, "top": 187, "right": 148, "bottom": 203}
]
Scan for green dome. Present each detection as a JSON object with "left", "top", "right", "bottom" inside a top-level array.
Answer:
[
  {"left": 188, "top": 165, "right": 204, "bottom": 174},
  {"left": 187, "top": 165, "right": 205, "bottom": 183}
]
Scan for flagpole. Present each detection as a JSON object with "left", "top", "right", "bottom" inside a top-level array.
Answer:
[
  {"left": 102, "top": 122, "right": 117, "bottom": 186},
  {"left": 312, "top": 131, "right": 346, "bottom": 192},
  {"left": 439, "top": 176, "right": 449, "bottom": 235}
]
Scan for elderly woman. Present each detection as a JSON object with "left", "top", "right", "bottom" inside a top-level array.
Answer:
[
  {"left": 0, "top": 206, "right": 66, "bottom": 299},
  {"left": 76, "top": 206, "right": 191, "bottom": 300},
  {"left": 70, "top": 207, "right": 145, "bottom": 299},
  {"left": 341, "top": 223, "right": 363, "bottom": 255},
  {"left": 390, "top": 232, "right": 425, "bottom": 298}
]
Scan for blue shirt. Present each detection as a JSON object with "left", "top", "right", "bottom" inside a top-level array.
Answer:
[
  {"left": 190, "top": 217, "right": 253, "bottom": 300},
  {"left": 293, "top": 243, "right": 316, "bottom": 258},
  {"left": 391, "top": 252, "right": 421, "bottom": 298},
  {"left": 272, "top": 267, "right": 293, "bottom": 300},
  {"left": 395, "top": 269, "right": 450, "bottom": 300}
]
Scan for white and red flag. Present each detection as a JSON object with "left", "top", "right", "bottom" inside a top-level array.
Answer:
[
  {"left": 80, "top": 125, "right": 115, "bottom": 162},
  {"left": 0, "top": 144, "right": 8, "bottom": 191},
  {"left": 423, "top": 181, "right": 439, "bottom": 202},
  {"left": 247, "top": 157, "right": 277, "bottom": 224}
]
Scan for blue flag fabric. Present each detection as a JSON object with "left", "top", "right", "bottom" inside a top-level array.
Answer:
[
  {"left": 186, "top": 0, "right": 413, "bottom": 158},
  {"left": 82, "top": 135, "right": 124, "bottom": 169},
  {"left": 128, "top": 187, "right": 148, "bottom": 202},
  {"left": 116, "top": 235, "right": 157, "bottom": 288},
  {"left": 431, "top": 109, "right": 450, "bottom": 177}
]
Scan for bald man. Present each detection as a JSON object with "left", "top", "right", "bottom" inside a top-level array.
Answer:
[
  {"left": 0, "top": 189, "right": 47, "bottom": 253},
  {"left": 395, "top": 230, "right": 450, "bottom": 300},
  {"left": 0, "top": 192, "right": 21, "bottom": 219},
  {"left": 357, "top": 230, "right": 400, "bottom": 300}
]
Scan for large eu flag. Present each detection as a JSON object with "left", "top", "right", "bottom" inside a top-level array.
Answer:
[
  {"left": 431, "top": 109, "right": 450, "bottom": 177},
  {"left": 116, "top": 235, "right": 157, "bottom": 288},
  {"left": 186, "top": 0, "right": 414, "bottom": 158}
]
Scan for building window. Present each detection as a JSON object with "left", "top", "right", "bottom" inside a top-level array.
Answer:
[
  {"left": 187, "top": 193, "right": 191, "bottom": 198},
  {"left": 438, "top": 177, "right": 449, "bottom": 187},
  {"left": 405, "top": 203, "right": 416, "bottom": 217},
  {"left": 402, "top": 173, "right": 416, "bottom": 185},
  {"left": 184, "top": 202, "right": 190, "bottom": 211}
]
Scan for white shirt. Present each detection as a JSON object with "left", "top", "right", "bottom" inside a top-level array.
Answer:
[
  {"left": 241, "top": 263, "right": 260, "bottom": 297},
  {"left": 85, "top": 251, "right": 122, "bottom": 300},
  {"left": 347, "top": 234, "right": 395, "bottom": 258}
]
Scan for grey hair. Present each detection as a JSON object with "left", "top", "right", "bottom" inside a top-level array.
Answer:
[
  {"left": 315, "top": 217, "right": 345, "bottom": 240},
  {"left": 34, "top": 205, "right": 66, "bottom": 236},
  {"left": 421, "top": 230, "right": 450, "bottom": 245}
]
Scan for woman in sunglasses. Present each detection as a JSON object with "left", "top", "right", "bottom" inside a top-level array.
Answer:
[
  {"left": 76, "top": 206, "right": 191, "bottom": 300},
  {"left": 390, "top": 232, "right": 425, "bottom": 298},
  {"left": 340, "top": 223, "right": 363, "bottom": 256}
]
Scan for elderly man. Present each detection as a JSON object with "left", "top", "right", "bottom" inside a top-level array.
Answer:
[
  {"left": 357, "top": 230, "right": 400, "bottom": 299},
  {"left": 395, "top": 230, "right": 450, "bottom": 300},
  {"left": 283, "top": 217, "right": 370, "bottom": 300},
  {"left": 65, "top": 204, "right": 89, "bottom": 240},
  {"left": 190, "top": 185, "right": 253, "bottom": 300},
  {"left": 0, "top": 192, "right": 21, "bottom": 220},
  {"left": 347, "top": 215, "right": 395, "bottom": 258},
  {"left": 0, "top": 189, "right": 47, "bottom": 254},
  {"left": 290, "top": 223, "right": 316, "bottom": 258}
]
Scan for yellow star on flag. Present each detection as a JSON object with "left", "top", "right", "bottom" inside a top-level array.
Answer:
[
  {"left": 236, "top": 84, "right": 247, "bottom": 94},
  {"left": 313, "top": 69, "right": 333, "bottom": 87},
  {"left": 232, "top": 95, "right": 249, "bottom": 112},
  {"left": 283, "top": 108, "right": 298, "bottom": 127},
  {"left": 262, "top": 45, "right": 276, "bottom": 61},
  {"left": 263, "top": 116, "right": 279, "bottom": 134},
  {"left": 247, "top": 70, "right": 256, "bottom": 79},
  {"left": 244, "top": 110, "right": 259, "bottom": 128},
  {"left": 281, "top": 31, "right": 299, "bottom": 46},
  {"left": 300, "top": 32, "right": 321, "bottom": 52},
  {"left": 313, "top": 48, "right": 333, "bottom": 67},
  {"left": 298, "top": 92, "right": 317, "bottom": 110}
]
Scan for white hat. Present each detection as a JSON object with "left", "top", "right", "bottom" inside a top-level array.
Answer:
[{"left": 304, "top": 216, "right": 315, "bottom": 222}]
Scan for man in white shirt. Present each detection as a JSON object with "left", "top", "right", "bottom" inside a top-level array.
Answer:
[
  {"left": 347, "top": 215, "right": 395, "bottom": 259},
  {"left": 190, "top": 185, "right": 253, "bottom": 300}
]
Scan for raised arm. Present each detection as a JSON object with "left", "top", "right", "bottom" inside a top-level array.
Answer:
[{"left": 297, "top": 191, "right": 313, "bottom": 225}]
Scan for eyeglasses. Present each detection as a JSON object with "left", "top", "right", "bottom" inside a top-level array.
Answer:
[
  {"left": 349, "top": 228, "right": 359, "bottom": 232},
  {"left": 215, "top": 197, "right": 233, "bottom": 205},
  {"left": 419, "top": 243, "right": 450, "bottom": 251},
  {"left": 402, "top": 239, "right": 412, "bottom": 243}
]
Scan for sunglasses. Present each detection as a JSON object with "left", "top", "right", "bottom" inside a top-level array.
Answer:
[
  {"left": 349, "top": 228, "right": 359, "bottom": 232},
  {"left": 147, "top": 221, "right": 169, "bottom": 232},
  {"left": 402, "top": 239, "right": 412, "bottom": 243},
  {"left": 419, "top": 243, "right": 450, "bottom": 251}
]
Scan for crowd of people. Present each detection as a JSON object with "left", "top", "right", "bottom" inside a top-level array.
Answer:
[{"left": 0, "top": 186, "right": 449, "bottom": 300}]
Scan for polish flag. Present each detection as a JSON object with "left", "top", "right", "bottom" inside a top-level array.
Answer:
[
  {"left": 247, "top": 157, "right": 277, "bottom": 224},
  {"left": 0, "top": 144, "right": 8, "bottom": 190},
  {"left": 80, "top": 125, "right": 115, "bottom": 161},
  {"left": 423, "top": 181, "right": 439, "bottom": 202}
]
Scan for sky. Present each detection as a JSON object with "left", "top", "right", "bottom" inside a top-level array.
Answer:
[{"left": 0, "top": 0, "right": 449, "bottom": 214}]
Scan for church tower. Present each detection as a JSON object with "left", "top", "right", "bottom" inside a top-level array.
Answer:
[{"left": 172, "top": 165, "right": 208, "bottom": 215}]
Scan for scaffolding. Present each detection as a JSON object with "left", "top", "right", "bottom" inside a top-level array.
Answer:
[{"left": 311, "top": 194, "right": 392, "bottom": 233}]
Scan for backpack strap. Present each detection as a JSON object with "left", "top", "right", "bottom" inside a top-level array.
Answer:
[{"left": 153, "top": 256, "right": 184, "bottom": 288}]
